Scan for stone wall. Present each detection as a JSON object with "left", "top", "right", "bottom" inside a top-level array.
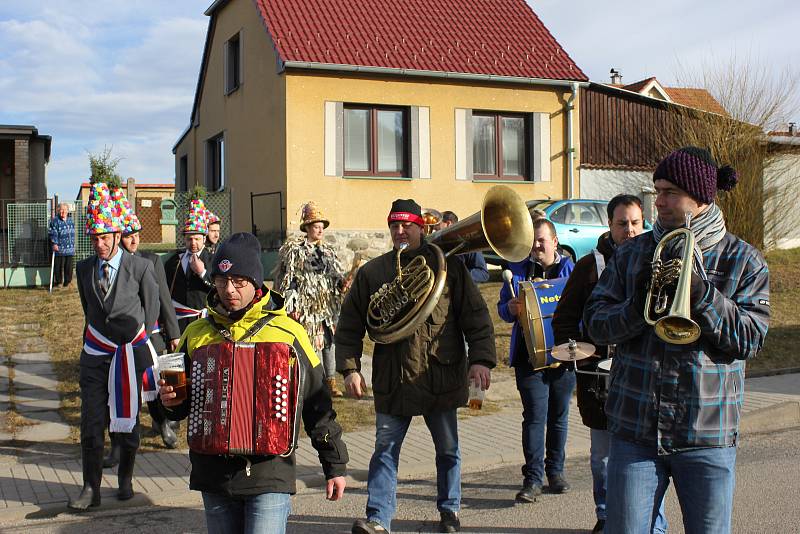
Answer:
[{"left": 283, "top": 228, "right": 393, "bottom": 274}]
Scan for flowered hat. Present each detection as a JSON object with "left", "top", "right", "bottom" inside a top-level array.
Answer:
[
  {"left": 85, "top": 182, "right": 124, "bottom": 235},
  {"left": 205, "top": 208, "right": 221, "bottom": 226},
  {"left": 184, "top": 198, "right": 208, "bottom": 235},
  {"left": 299, "top": 201, "right": 329, "bottom": 231},
  {"left": 119, "top": 194, "right": 142, "bottom": 235}
]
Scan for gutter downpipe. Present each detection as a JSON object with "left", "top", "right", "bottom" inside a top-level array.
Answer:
[{"left": 566, "top": 82, "right": 578, "bottom": 199}]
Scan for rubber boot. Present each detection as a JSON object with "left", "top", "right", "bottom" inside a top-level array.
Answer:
[
  {"left": 327, "top": 377, "right": 344, "bottom": 398},
  {"left": 117, "top": 448, "right": 137, "bottom": 500},
  {"left": 102, "top": 435, "right": 120, "bottom": 468},
  {"left": 68, "top": 448, "right": 103, "bottom": 511}
]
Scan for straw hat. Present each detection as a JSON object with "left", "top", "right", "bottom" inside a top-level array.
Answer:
[{"left": 299, "top": 201, "right": 329, "bottom": 232}]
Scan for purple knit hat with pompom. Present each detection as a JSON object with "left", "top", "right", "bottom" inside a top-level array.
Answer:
[{"left": 653, "top": 146, "right": 739, "bottom": 204}]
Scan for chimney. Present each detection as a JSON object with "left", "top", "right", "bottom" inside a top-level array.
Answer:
[
  {"left": 790, "top": 122, "right": 796, "bottom": 136},
  {"left": 610, "top": 68, "right": 622, "bottom": 85}
]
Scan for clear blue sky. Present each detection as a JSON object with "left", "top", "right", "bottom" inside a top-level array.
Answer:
[{"left": 1, "top": 0, "right": 797, "bottom": 199}]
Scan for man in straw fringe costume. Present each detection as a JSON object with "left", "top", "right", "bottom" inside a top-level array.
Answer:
[{"left": 273, "top": 201, "right": 348, "bottom": 397}]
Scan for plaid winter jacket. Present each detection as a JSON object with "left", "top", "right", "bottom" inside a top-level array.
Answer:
[{"left": 584, "top": 231, "right": 770, "bottom": 452}]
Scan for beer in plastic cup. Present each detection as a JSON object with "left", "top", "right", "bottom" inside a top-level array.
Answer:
[
  {"left": 158, "top": 352, "right": 187, "bottom": 402},
  {"left": 468, "top": 378, "right": 485, "bottom": 410}
]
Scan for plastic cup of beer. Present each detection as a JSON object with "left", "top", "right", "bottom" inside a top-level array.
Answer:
[
  {"left": 468, "top": 378, "right": 485, "bottom": 410},
  {"left": 158, "top": 352, "right": 187, "bottom": 402}
]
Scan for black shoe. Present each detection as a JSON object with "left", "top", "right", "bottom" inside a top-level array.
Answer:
[
  {"left": 68, "top": 449, "right": 103, "bottom": 511},
  {"left": 351, "top": 519, "right": 387, "bottom": 534},
  {"left": 547, "top": 473, "right": 571, "bottom": 494},
  {"left": 161, "top": 421, "right": 178, "bottom": 449},
  {"left": 102, "top": 442, "right": 120, "bottom": 469},
  {"left": 515, "top": 484, "right": 542, "bottom": 503},
  {"left": 117, "top": 449, "right": 136, "bottom": 500},
  {"left": 439, "top": 511, "right": 460, "bottom": 533},
  {"left": 592, "top": 519, "right": 605, "bottom": 533}
]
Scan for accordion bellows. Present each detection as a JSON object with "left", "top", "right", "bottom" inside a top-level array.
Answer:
[{"left": 188, "top": 341, "right": 299, "bottom": 456}]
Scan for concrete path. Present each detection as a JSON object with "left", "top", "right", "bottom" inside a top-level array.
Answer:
[{"left": 0, "top": 354, "right": 798, "bottom": 524}]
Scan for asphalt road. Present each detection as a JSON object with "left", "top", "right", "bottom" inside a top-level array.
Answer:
[{"left": 3, "top": 427, "right": 798, "bottom": 533}]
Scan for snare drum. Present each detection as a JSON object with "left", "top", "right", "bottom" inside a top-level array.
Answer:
[
  {"left": 597, "top": 358, "right": 613, "bottom": 372},
  {"left": 517, "top": 277, "right": 568, "bottom": 371}
]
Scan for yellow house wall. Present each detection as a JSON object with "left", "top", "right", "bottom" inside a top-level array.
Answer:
[
  {"left": 174, "top": 0, "right": 287, "bottom": 234},
  {"left": 285, "top": 72, "right": 580, "bottom": 231}
]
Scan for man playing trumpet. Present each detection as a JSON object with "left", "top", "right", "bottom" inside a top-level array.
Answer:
[{"left": 585, "top": 147, "right": 770, "bottom": 534}]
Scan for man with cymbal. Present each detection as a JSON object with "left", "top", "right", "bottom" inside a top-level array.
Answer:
[
  {"left": 552, "top": 195, "right": 666, "bottom": 534},
  {"left": 585, "top": 147, "right": 770, "bottom": 533}
]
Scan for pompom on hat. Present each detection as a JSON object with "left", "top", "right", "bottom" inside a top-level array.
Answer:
[
  {"left": 85, "top": 182, "right": 124, "bottom": 235},
  {"left": 653, "top": 146, "right": 739, "bottom": 204},
  {"left": 119, "top": 195, "right": 142, "bottom": 235},
  {"left": 184, "top": 198, "right": 209, "bottom": 235},
  {"left": 299, "top": 201, "right": 329, "bottom": 232}
]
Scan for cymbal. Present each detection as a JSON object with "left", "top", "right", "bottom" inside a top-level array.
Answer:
[{"left": 551, "top": 341, "right": 596, "bottom": 362}]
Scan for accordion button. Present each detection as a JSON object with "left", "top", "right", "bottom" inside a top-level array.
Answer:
[
  {"left": 282, "top": 378, "right": 288, "bottom": 384},
  {"left": 281, "top": 416, "right": 287, "bottom": 422},
  {"left": 282, "top": 393, "right": 287, "bottom": 399},
  {"left": 275, "top": 374, "right": 282, "bottom": 380}
]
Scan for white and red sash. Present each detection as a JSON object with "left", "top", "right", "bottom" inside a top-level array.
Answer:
[
  {"left": 173, "top": 299, "right": 208, "bottom": 321},
  {"left": 83, "top": 324, "right": 157, "bottom": 432}
]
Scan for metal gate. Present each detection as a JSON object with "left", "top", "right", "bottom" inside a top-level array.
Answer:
[{"left": 250, "top": 191, "right": 285, "bottom": 250}]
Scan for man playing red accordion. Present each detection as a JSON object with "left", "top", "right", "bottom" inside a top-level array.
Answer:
[{"left": 159, "top": 232, "right": 348, "bottom": 534}]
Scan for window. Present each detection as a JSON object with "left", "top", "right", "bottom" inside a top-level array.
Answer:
[
  {"left": 225, "top": 32, "right": 241, "bottom": 94},
  {"left": 344, "top": 105, "right": 408, "bottom": 176},
  {"left": 206, "top": 134, "right": 224, "bottom": 191},
  {"left": 472, "top": 113, "right": 528, "bottom": 180},
  {"left": 178, "top": 156, "right": 188, "bottom": 192}
]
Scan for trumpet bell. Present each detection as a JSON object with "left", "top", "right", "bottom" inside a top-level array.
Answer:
[{"left": 654, "top": 316, "right": 701, "bottom": 345}]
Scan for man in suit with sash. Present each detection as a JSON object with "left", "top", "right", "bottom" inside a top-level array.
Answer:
[
  {"left": 164, "top": 197, "right": 214, "bottom": 333},
  {"left": 68, "top": 182, "right": 159, "bottom": 511}
]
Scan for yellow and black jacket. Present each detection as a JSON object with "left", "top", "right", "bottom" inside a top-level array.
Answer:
[{"left": 162, "top": 289, "right": 348, "bottom": 496}]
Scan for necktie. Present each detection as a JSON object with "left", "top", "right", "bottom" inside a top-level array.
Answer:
[{"left": 100, "top": 262, "right": 110, "bottom": 296}]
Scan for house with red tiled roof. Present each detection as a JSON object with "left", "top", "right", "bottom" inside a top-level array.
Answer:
[{"left": 173, "top": 0, "right": 588, "bottom": 250}]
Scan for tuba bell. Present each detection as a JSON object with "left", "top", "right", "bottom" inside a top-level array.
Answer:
[
  {"left": 366, "top": 185, "right": 534, "bottom": 344},
  {"left": 643, "top": 212, "right": 701, "bottom": 344}
]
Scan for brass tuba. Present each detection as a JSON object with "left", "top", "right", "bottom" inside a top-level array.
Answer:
[
  {"left": 644, "top": 212, "right": 701, "bottom": 344},
  {"left": 366, "top": 185, "right": 534, "bottom": 344}
]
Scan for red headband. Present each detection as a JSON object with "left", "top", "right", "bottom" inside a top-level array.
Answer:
[{"left": 388, "top": 211, "right": 424, "bottom": 227}]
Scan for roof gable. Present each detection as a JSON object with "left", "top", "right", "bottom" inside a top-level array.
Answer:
[{"left": 252, "top": 0, "right": 587, "bottom": 81}]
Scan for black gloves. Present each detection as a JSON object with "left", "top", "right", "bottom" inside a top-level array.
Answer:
[{"left": 690, "top": 271, "right": 707, "bottom": 305}]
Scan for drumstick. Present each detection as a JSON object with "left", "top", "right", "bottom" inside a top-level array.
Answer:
[{"left": 502, "top": 269, "right": 515, "bottom": 298}]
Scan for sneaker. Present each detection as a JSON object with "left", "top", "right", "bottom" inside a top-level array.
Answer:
[
  {"left": 547, "top": 473, "right": 571, "bottom": 494},
  {"left": 592, "top": 519, "right": 605, "bottom": 533},
  {"left": 439, "top": 511, "right": 460, "bottom": 533},
  {"left": 514, "top": 484, "right": 542, "bottom": 503},
  {"left": 352, "top": 519, "right": 387, "bottom": 534}
]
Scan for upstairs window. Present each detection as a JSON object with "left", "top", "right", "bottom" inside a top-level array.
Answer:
[
  {"left": 225, "top": 32, "right": 241, "bottom": 94},
  {"left": 178, "top": 155, "right": 188, "bottom": 192},
  {"left": 344, "top": 105, "right": 409, "bottom": 177},
  {"left": 206, "top": 133, "right": 225, "bottom": 191},
  {"left": 472, "top": 112, "right": 529, "bottom": 180}
]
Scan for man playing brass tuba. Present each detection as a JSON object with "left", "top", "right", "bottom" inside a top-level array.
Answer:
[
  {"left": 336, "top": 199, "right": 496, "bottom": 534},
  {"left": 584, "top": 147, "right": 770, "bottom": 534}
]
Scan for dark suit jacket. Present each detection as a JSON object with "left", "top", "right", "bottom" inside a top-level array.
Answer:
[
  {"left": 163, "top": 248, "right": 214, "bottom": 331},
  {"left": 77, "top": 249, "right": 159, "bottom": 370},
  {"left": 138, "top": 250, "right": 180, "bottom": 352}
]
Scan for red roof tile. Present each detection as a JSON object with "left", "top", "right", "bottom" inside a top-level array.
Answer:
[
  {"left": 253, "top": 0, "right": 587, "bottom": 81},
  {"left": 622, "top": 77, "right": 657, "bottom": 93},
  {"left": 663, "top": 87, "right": 728, "bottom": 116}
]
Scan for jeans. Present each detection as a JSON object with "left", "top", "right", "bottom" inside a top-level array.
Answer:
[
  {"left": 591, "top": 430, "right": 668, "bottom": 533},
  {"left": 202, "top": 492, "right": 291, "bottom": 534},
  {"left": 366, "top": 410, "right": 461, "bottom": 531},
  {"left": 607, "top": 435, "right": 737, "bottom": 534},
  {"left": 319, "top": 324, "right": 335, "bottom": 379},
  {"left": 514, "top": 364, "right": 576, "bottom": 486}
]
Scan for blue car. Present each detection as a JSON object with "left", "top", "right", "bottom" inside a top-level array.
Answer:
[{"left": 485, "top": 198, "right": 649, "bottom": 266}]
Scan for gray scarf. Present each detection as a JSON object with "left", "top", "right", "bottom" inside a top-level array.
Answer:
[{"left": 652, "top": 203, "right": 727, "bottom": 278}]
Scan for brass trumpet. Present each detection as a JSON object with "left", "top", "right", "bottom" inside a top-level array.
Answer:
[{"left": 644, "top": 212, "right": 701, "bottom": 344}]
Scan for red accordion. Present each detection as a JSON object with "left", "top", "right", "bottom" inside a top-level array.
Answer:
[{"left": 188, "top": 341, "right": 299, "bottom": 456}]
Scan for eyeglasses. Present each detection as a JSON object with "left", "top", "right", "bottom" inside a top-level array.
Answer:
[{"left": 213, "top": 276, "right": 250, "bottom": 289}]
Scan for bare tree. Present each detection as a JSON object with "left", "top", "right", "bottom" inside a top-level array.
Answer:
[{"left": 666, "top": 53, "right": 800, "bottom": 250}]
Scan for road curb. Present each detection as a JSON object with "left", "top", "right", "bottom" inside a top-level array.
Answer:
[{"left": 739, "top": 400, "right": 800, "bottom": 435}]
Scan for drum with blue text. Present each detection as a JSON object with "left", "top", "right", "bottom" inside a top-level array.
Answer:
[{"left": 518, "top": 277, "right": 569, "bottom": 370}]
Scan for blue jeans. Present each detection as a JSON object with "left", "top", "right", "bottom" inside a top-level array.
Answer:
[
  {"left": 607, "top": 435, "right": 737, "bottom": 534},
  {"left": 514, "top": 365, "right": 576, "bottom": 486},
  {"left": 202, "top": 492, "right": 291, "bottom": 534},
  {"left": 591, "top": 429, "right": 668, "bottom": 533},
  {"left": 366, "top": 410, "right": 461, "bottom": 531}
]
